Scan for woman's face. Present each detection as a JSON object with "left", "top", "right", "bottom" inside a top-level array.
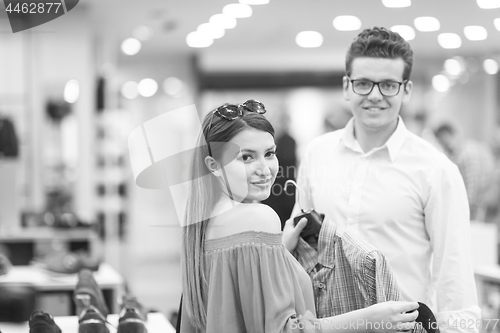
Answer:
[{"left": 217, "top": 128, "right": 278, "bottom": 203}]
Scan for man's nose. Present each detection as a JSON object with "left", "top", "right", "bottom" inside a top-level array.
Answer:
[{"left": 367, "top": 83, "right": 384, "bottom": 101}]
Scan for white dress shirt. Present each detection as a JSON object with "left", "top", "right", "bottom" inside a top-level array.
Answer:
[{"left": 295, "top": 117, "right": 481, "bottom": 333}]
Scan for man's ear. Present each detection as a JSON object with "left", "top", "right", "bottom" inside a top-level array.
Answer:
[
  {"left": 342, "top": 76, "right": 350, "bottom": 101},
  {"left": 204, "top": 156, "right": 221, "bottom": 177},
  {"left": 402, "top": 80, "right": 413, "bottom": 105}
]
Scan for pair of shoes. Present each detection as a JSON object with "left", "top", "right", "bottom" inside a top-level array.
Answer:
[
  {"left": 118, "top": 296, "right": 148, "bottom": 333},
  {"left": 29, "top": 311, "right": 61, "bottom": 333},
  {"left": 74, "top": 269, "right": 109, "bottom": 333}
]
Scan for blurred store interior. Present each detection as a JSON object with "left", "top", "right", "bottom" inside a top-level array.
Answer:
[{"left": 0, "top": 0, "right": 500, "bottom": 327}]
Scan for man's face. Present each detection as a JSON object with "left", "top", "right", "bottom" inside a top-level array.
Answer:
[{"left": 343, "top": 57, "right": 413, "bottom": 134}]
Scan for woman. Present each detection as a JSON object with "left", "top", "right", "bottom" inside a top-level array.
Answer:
[{"left": 180, "top": 100, "right": 418, "bottom": 332}]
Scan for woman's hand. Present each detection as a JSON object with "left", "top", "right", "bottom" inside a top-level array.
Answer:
[
  {"left": 364, "top": 301, "right": 419, "bottom": 332},
  {"left": 282, "top": 217, "right": 308, "bottom": 252}
]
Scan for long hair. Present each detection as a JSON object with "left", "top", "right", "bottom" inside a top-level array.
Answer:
[
  {"left": 345, "top": 26, "right": 414, "bottom": 80},
  {"left": 181, "top": 108, "right": 274, "bottom": 329}
]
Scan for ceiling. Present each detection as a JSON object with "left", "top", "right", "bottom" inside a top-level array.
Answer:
[{"left": 83, "top": 1, "right": 500, "bottom": 71}]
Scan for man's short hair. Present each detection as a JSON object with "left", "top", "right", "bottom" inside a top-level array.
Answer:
[{"left": 345, "top": 27, "right": 414, "bottom": 81}]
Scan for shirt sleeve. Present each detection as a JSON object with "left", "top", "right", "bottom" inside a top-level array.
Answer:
[
  {"left": 424, "top": 159, "right": 481, "bottom": 333},
  {"left": 204, "top": 241, "right": 314, "bottom": 333}
]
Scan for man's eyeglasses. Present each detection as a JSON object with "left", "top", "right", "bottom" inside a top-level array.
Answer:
[
  {"left": 207, "top": 99, "right": 266, "bottom": 132},
  {"left": 347, "top": 77, "right": 407, "bottom": 97}
]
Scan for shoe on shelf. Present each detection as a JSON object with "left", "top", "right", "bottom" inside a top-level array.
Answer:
[
  {"left": 29, "top": 311, "right": 61, "bottom": 333},
  {"left": 117, "top": 296, "right": 148, "bottom": 333},
  {"left": 73, "top": 269, "right": 109, "bottom": 318},
  {"left": 78, "top": 307, "right": 109, "bottom": 333},
  {"left": 31, "top": 250, "right": 101, "bottom": 274}
]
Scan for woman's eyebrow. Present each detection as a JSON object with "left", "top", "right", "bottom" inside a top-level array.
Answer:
[{"left": 240, "top": 145, "right": 276, "bottom": 153}]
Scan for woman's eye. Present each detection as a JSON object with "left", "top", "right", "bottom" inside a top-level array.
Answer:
[
  {"left": 266, "top": 151, "right": 276, "bottom": 157},
  {"left": 242, "top": 154, "right": 253, "bottom": 161}
]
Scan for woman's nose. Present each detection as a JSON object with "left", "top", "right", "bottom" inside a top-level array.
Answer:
[{"left": 255, "top": 160, "right": 271, "bottom": 176}]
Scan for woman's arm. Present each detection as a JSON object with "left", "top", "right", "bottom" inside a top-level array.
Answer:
[
  {"left": 287, "top": 301, "right": 419, "bottom": 333},
  {"left": 320, "top": 301, "right": 419, "bottom": 333}
]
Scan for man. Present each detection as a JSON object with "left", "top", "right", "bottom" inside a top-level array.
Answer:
[
  {"left": 284, "top": 27, "right": 480, "bottom": 333},
  {"left": 434, "top": 122, "right": 495, "bottom": 221}
]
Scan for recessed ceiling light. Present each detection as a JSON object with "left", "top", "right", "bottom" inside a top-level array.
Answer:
[
  {"left": 186, "top": 31, "right": 213, "bottom": 48},
  {"left": 133, "top": 25, "right": 154, "bottom": 41},
  {"left": 437, "top": 33, "right": 462, "bottom": 49},
  {"left": 332, "top": 15, "right": 362, "bottom": 31},
  {"left": 494, "top": 18, "right": 500, "bottom": 31},
  {"left": 209, "top": 14, "right": 237, "bottom": 30},
  {"left": 296, "top": 31, "right": 323, "bottom": 48},
  {"left": 64, "top": 80, "right": 79, "bottom": 104},
  {"left": 138, "top": 79, "right": 158, "bottom": 98},
  {"left": 223, "top": 4, "right": 253, "bottom": 18},
  {"left": 121, "top": 81, "right": 138, "bottom": 99},
  {"left": 239, "top": 0, "right": 269, "bottom": 4},
  {"left": 390, "top": 25, "right": 415, "bottom": 40},
  {"left": 483, "top": 59, "right": 499, "bottom": 74},
  {"left": 444, "top": 58, "right": 463, "bottom": 76},
  {"left": 414, "top": 17, "right": 440, "bottom": 32},
  {"left": 432, "top": 74, "right": 450, "bottom": 92},
  {"left": 163, "top": 77, "right": 184, "bottom": 96},
  {"left": 121, "top": 38, "right": 142, "bottom": 55},
  {"left": 464, "top": 25, "right": 488, "bottom": 40},
  {"left": 382, "top": 0, "right": 411, "bottom": 8},
  {"left": 477, "top": 0, "right": 500, "bottom": 9},
  {"left": 197, "top": 23, "right": 225, "bottom": 39}
]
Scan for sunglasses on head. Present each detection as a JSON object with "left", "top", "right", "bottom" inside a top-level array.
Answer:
[{"left": 207, "top": 99, "right": 266, "bottom": 133}]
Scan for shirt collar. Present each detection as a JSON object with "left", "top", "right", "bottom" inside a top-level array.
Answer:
[{"left": 340, "top": 116, "right": 409, "bottom": 162}]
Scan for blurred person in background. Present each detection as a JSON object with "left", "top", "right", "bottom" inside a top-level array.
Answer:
[
  {"left": 283, "top": 27, "right": 480, "bottom": 333},
  {"left": 263, "top": 112, "right": 297, "bottom": 229},
  {"left": 434, "top": 122, "right": 495, "bottom": 221}
]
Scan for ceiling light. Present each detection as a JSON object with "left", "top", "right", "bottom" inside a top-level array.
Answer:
[
  {"left": 296, "top": 31, "right": 323, "bottom": 48},
  {"left": 121, "top": 38, "right": 141, "bottom": 55},
  {"left": 477, "top": 0, "right": 500, "bottom": 9},
  {"left": 437, "top": 33, "right": 462, "bottom": 49},
  {"left": 483, "top": 59, "right": 499, "bottom": 74},
  {"left": 133, "top": 25, "right": 154, "bottom": 41},
  {"left": 464, "top": 25, "right": 488, "bottom": 40},
  {"left": 414, "top": 17, "right": 440, "bottom": 32},
  {"left": 197, "top": 23, "right": 225, "bottom": 39},
  {"left": 223, "top": 4, "right": 253, "bottom": 18},
  {"left": 239, "top": 0, "right": 269, "bottom": 4},
  {"left": 138, "top": 79, "right": 158, "bottom": 98},
  {"left": 332, "top": 15, "right": 362, "bottom": 31},
  {"left": 163, "top": 77, "right": 184, "bottom": 96},
  {"left": 64, "top": 80, "right": 79, "bottom": 103},
  {"left": 390, "top": 25, "right": 415, "bottom": 40},
  {"left": 495, "top": 18, "right": 500, "bottom": 31},
  {"left": 444, "top": 58, "right": 463, "bottom": 76},
  {"left": 209, "top": 14, "right": 237, "bottom": 29},
  {"left": 121, "top": 81, "right": 138, "bottom": 99},
  {"left": 382, "top": 0, "right": 411, "bottom": 8},
  {"left": 432, "top": 75, "right": 450, "bottom": 92},
  {"left": 186, "top": 31, "right": 213, "bottom": 48}
]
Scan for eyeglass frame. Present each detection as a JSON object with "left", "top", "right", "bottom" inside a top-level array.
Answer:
[{"left": 346, "top": 76, "right": 408, "bottom": 97}]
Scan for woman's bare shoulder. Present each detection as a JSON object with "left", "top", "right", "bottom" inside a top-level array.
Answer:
[{"left": 206, "top": 203, "right": 281, "bottom": 240}]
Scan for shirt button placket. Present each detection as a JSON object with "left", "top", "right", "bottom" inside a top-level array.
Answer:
[{"left": 347, "top": 156, "right": 370, "bottom": 230}]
